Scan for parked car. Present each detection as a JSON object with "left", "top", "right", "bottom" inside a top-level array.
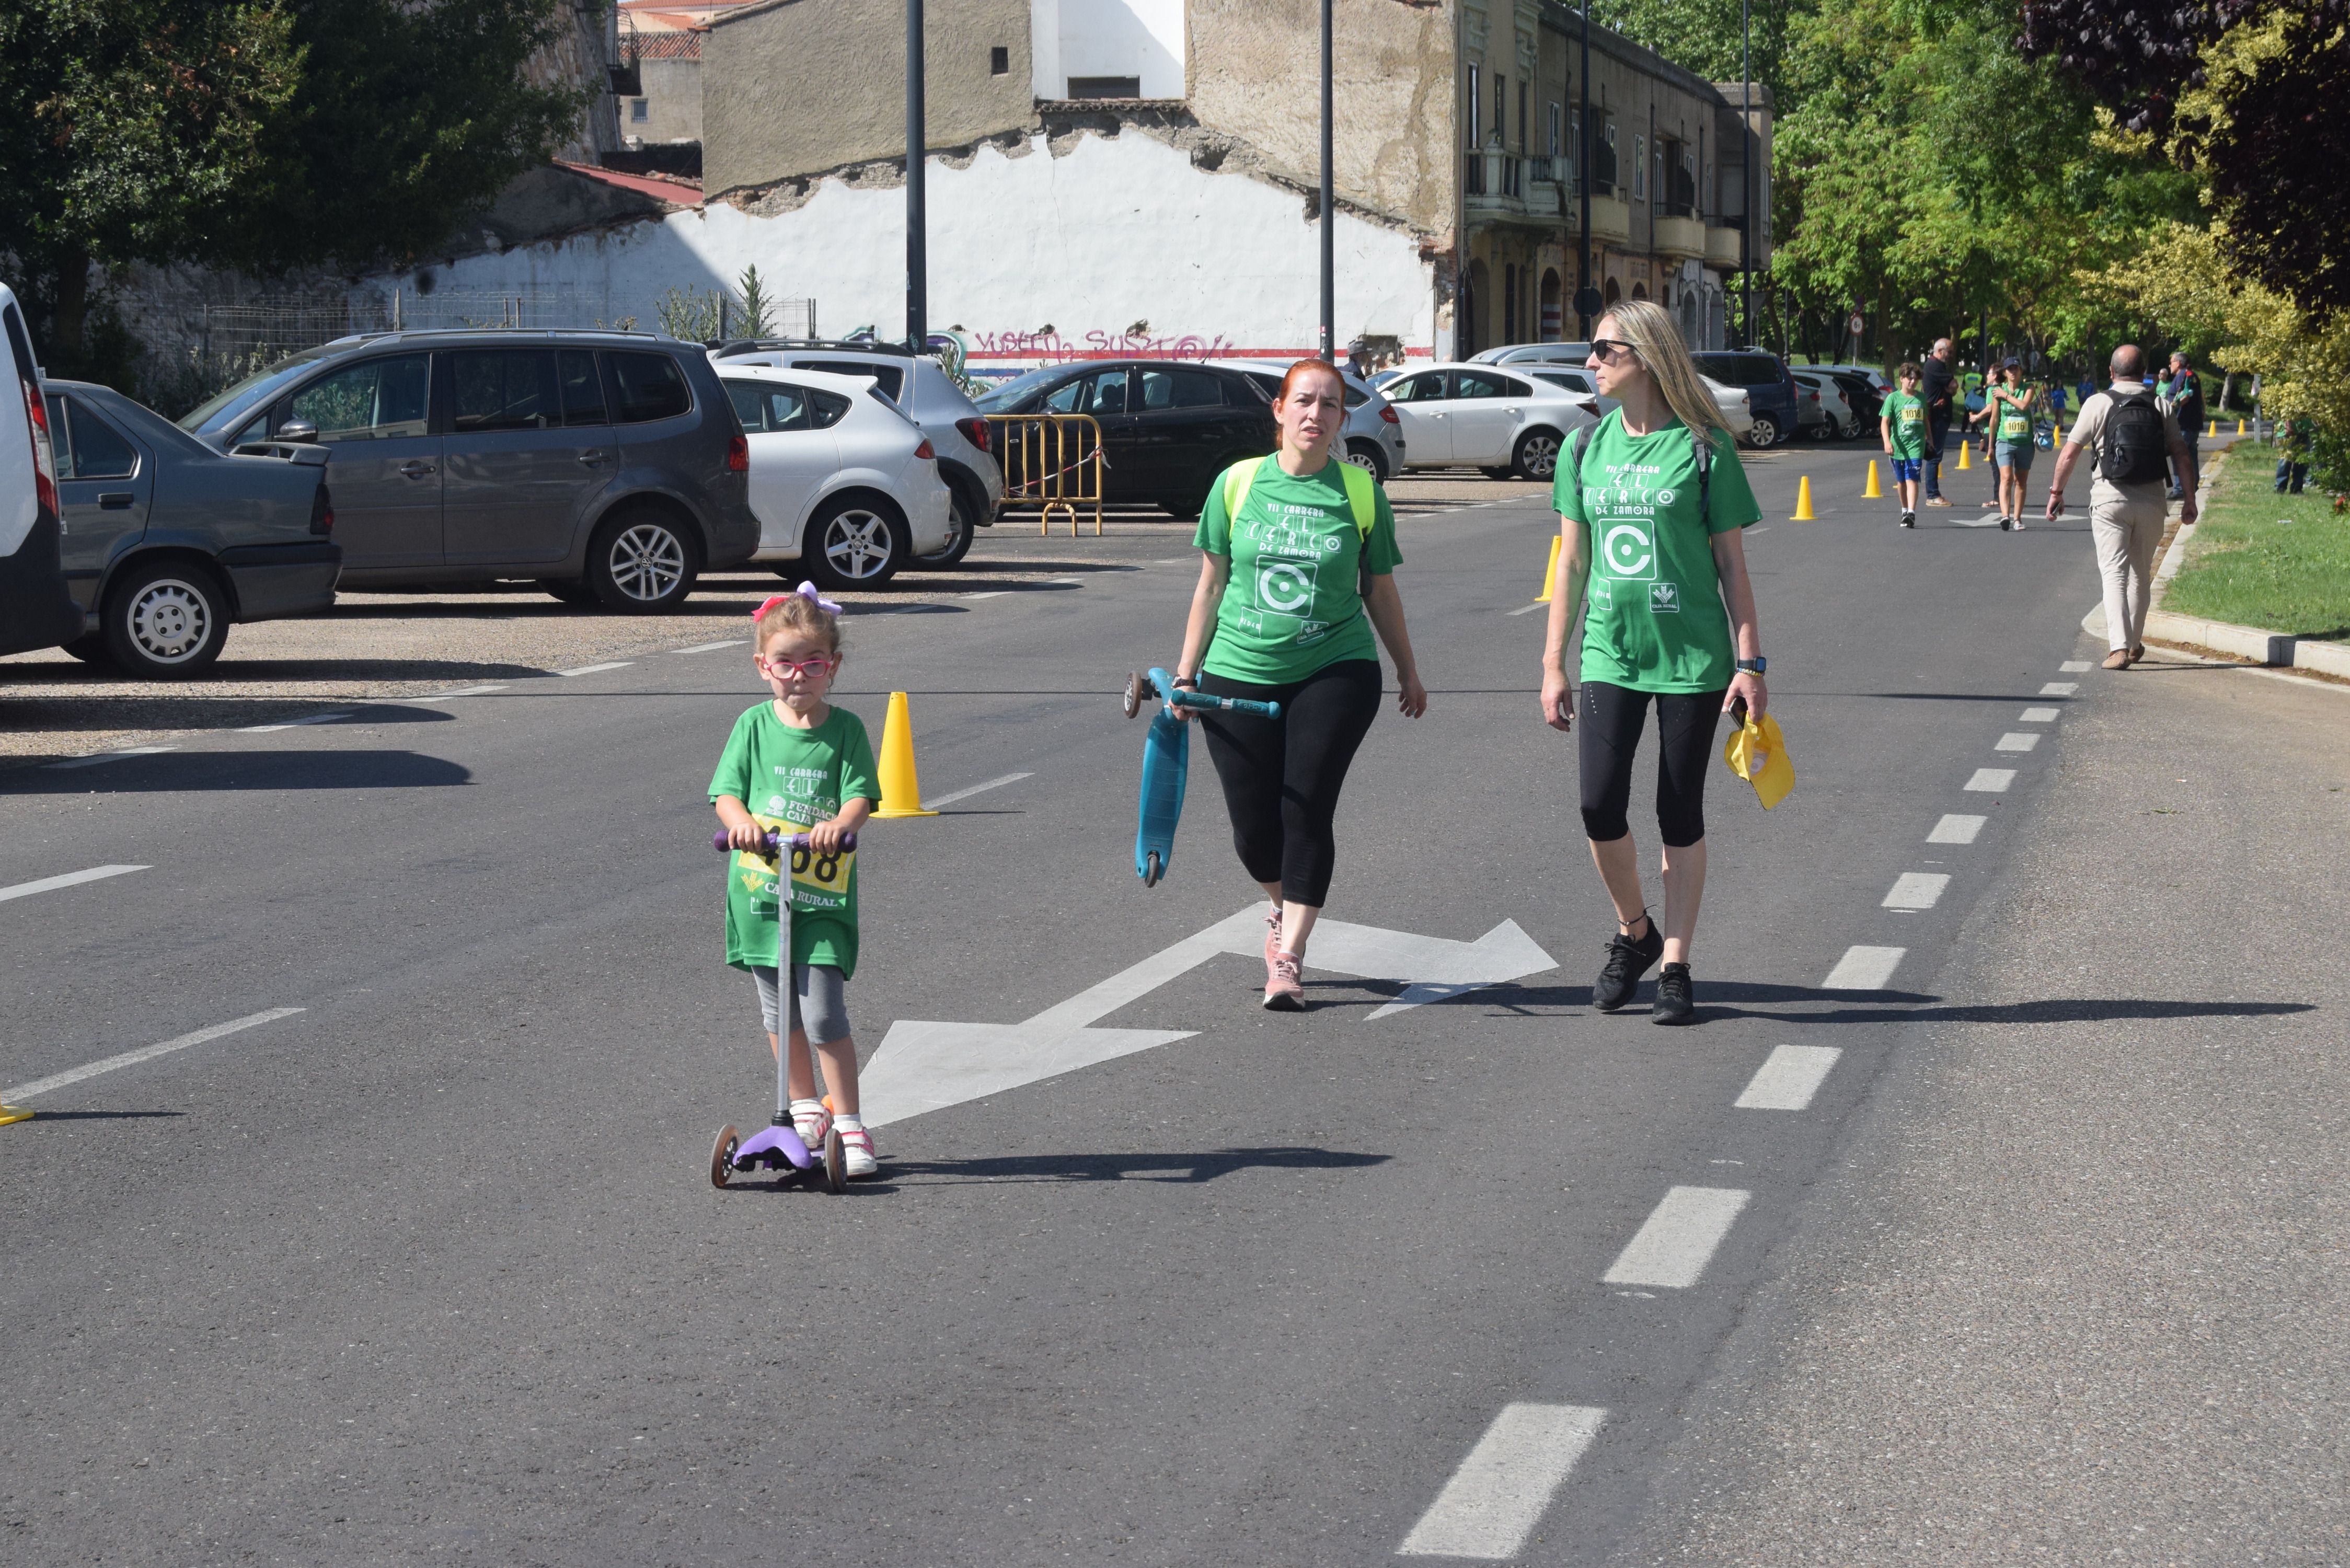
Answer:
[
  {"left": 1822, "top": 369, "right": 1882, "bottom": 431},
  {"left": 717, "top": 365, "right": 953, "bottom": 592},
  {"left": 1201, "top": 359, "right": 1406, "bottom": 480},
  {"left": 179, "top": 329, "right": 755, "bottom": 613},
  {"left": 710, "top": 338, "right": 1001, "bottom": 567},
  {"left": 1378, "top": 363, "right": 1599, "bottom": 480},
  {"left": 1791, "top": 370, "right": 1855, "bottom": 440},
  {"left": 971, "top": 360, "right": 1277, "bottom": 516},
  {"left": 40, "top": 379, "right": 340, "bottom": 676},
  {"left": 1527, "top": 366, "right": 1754, "bottom": 442},
  {"left": 1524, "top": 365, "right": 1619, "bottom": 421},
  {"left": 1692, "top": 349, "right": 1799, "bottom": 448},
  {"left": 1808, "top": 362, "right": 1893, "bottom": 396},
  {"left": 1701, "top": 375, "right": 1759, "bottom": 442},
  {"left": 1468, "top": 341, "right": 1595, "bottom": 367},
  {"left": 0, "top": 282, "right": 82, "bottom": 656}
]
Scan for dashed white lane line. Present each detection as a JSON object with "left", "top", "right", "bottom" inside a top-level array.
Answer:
[
  {"left": 961, "top": 591, "right": 1012, "bottom": 601},
  {"left": 240, "top": 711, "right": 353, "bottom": 733},
  {"left": 673, "top": 639, "right": 746, "bottom": 654},
  {"left": 923, "top": 771, "right": 1033, "bottom": 809},
  {"left": 1883, "top": 872, "right": 1951, "bottom": 910},
  {"left": 404, "top": 685, "right": 508, "bottom": 702},
  {"left": 1601, "top": 1186, "right": 1752, "bottom": 1288},
  {"left": 1735, "top": 1045, "right": 1842, "bottom": 1111},
  {"left": 45, "top": 746, "right": 176, "bottom": 770},
  {"left": 1964, "top": 767, "right": 2017, "bottom": 792},
  {"left": 1505, "top": 601, "right": 1547, "bottom": 616},
  {"left": 0, "top": 864, "right": 147, "bottom": 905},
  {"left": 1824, "top": 944, "right": 1906, "bottom": 989},
  {"left": 1928, "top": 813, "right": 1986, "bottom": 844},
  {"left": 2018, "top": 706, "right": 2061, "bottom": 723},
  {"left": 3, "top": 1007, "right": 304, "bottom": 1102},
  {"left": 1397, "top": 1403, "right": 1608, "bottom": 1559},
  {"left": 557, "top": 662, "right": 633, "bottom": 677},
  {"left": 1995, "top": 731, "right": 2042, "bottom": 752},
  {"left": 2060, "top": 660, "right": 2092, "bottom": 672},
  {"left": 2040, "top": 681, "right": 2080, "bottom": 696}
]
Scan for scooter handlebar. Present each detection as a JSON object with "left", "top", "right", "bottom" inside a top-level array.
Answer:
[
  {"left": 713, "top": 829, "right": 860, "bottom": 855},
  {"left": 1146, "top": 665, "right": 1281, "bottom": 719}
]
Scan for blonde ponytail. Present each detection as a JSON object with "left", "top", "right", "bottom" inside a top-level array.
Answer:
[{"left": 1597, "top": 298, "right": 1729, "bottom": 442}]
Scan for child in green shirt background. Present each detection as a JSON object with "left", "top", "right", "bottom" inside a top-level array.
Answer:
[{"left": 1880, "top": 362, "right": 1929, "bottom": 526}]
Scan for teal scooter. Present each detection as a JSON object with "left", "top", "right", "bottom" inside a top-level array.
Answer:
[{"left": 1121, "top": 667, "right": 1280, "bottom": 886}]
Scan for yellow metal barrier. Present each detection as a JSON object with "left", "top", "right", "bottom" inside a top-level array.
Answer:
[{"left": 986, "top": 413, "right": 1106, "bottom": 536}]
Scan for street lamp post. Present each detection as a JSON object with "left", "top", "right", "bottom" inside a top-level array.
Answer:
[
  {"left": 1320, "top": 0, "right": 1335, "bottom": 361},
  {"left": 1740, "top": 0, "right": 1752, "bottom": 349},
  {"left": 906, "top": 0, "right": 927, "bottom": 350},
  {"left": 1574, "top": 0, "right": 1597, "bottom": 338}
]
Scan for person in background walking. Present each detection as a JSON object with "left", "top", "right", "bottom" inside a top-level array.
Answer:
[
  {"left": 1919, "top": 338, "right": 1959, "bottom": 506},
  {"left": 2276, "top": 416, "right": 2312, "bottom": 494},
  {"left": 2167, "top": 351, "right": 2205, "bottom": 501},
  {"left": 1880, "top": 362, "right": 1929, "bottom": 526},
  {"left": 2046, "top": 344, "right": 2198, "bottom": 668},
  {"left": 1987, "top": 360, "right": 2039, "bottom": 531}
]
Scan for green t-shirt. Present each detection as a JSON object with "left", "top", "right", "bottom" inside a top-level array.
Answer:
[
  {"left": 707, "top": 702, "right": 880, "bottom": 977},
  {"left": 1992, "top": 385, "right": 2034, "bottom": 443},
  {"left": 1882, "top": 389, "right": 1928, "bottom": 458},
  {"left": 1192, "top": 457, "right": 1403, "bottom": 685},
  {"left": 1552, "top": 411, "right": 1761, "bottom": 694}
]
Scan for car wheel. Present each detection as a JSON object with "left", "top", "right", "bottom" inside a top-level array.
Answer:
[
  {"left": 1343, "top": 440, "right": 1388, "bottom": 482},
  {"left": 538, "top": 579, "right": 601, "bottom": 606},
  {"left": 102, "top": 560, "right": 230, "bottom": 678},
  {"left": 586, "top": 508, "right": 700, "bottom": 613},
  {"left": 801, "top": 495, "right": 904, "bottom": 592},
  {"left": 915, "top": 490, "right": 977, "bottom": 569},
  {"left": 1746, "top": 414, "right": 1780, "bottom": 448},
  {"left": 61, "top": 631, "right": 114, "bottom": 666},
  {"left": 1512, "top": 428, "right": 1562, "bottom": 481}
]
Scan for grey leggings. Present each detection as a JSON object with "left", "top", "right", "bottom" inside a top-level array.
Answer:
[{"left": 750, "top": 963, "right": 851, "bottom": 1046}]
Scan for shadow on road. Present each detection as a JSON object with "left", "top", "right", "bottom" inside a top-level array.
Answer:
[
  {"left": 846, "top": 1145, "right": 1392, "bottom": 1189},
  {"left": 1, "top": 749, "right": 471, "bottom": 794},
  {"left": 1477, "top": 978, "right": 2311, "bottom": 1028}
]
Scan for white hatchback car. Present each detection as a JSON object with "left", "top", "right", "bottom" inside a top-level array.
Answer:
[
  {"left": 1377, "top": 362, "right": 1600, "bottom": 480},
  {"left": 716, "top": 365, "right": 953, "bottom": 591}
]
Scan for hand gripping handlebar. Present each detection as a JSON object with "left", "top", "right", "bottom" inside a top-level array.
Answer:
[
  {"left": 1121, "top": 666, "right": 1281, "bottom": 719},
  {"left": 713, "top": 829, "right": 860, "bottom": 856}
]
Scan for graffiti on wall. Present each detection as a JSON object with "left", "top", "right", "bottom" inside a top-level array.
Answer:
[{"left": 965, "top": 327, "right": 1247, "bottom": 362}]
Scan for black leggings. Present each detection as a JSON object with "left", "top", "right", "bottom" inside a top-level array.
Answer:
[
  {"left": 1578, "top": 681, "right": 1726, "bottom": 848},
  {"left": 1198, "top": 659, "right": 1382, "bottom": 907}
]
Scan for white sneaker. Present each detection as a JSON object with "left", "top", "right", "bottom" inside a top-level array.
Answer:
[{"left": 838, "top": 1124, "right": 879, "bottom": 1178}]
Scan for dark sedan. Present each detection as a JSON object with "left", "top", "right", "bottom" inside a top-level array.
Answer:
[
  {"left": 973, "top": 360, "right": 1277, "bottom": 517},
  {"left": 45, "top": 380, "right": 338, "bottom": 677}
]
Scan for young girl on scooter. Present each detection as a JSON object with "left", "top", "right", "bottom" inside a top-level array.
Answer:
[{"left": 710, "top": 584, "right": 882, "bottom": 1177}]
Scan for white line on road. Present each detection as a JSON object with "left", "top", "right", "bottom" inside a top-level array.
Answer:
[
  {"left": 1824, "top": 944, "right": 1906, "bottom": 989},
  {"left": 924, "top": 771, "right": 1033, "bottom": 809},
  {"left": 1397, "top": 1403, "right": 1608, "bottom": 1559},
  {"left": 45, "top": 746, "right": 177, "bottom": 770},
  {"left": 556, "top": 662, "right": 633, "bottom": 677},
  {"left": 1883, "top": 872, "right": 1951, "bottom": 909},
  {"left": 240, "top": 712, "right": 352, "bottom": 733},
  {"left": 3, "top": 1008, "right": 304, "bottom": 1102},
  {"left": 1601, "top": 1186, "right": 1752, "bottom": 1288},
  {"left": 960, "top": 591, "right": 1012, "bottom": 601},
  {"left": 1505, "top": 601, "right": 1547, "bottom": 616},
  {"left": 673, "top": 640, "right": 746, "bottom": 654},
  {"left": 404, "top": 685, "right": 508, "bottom": 701},
  {"left": 2018, "top": 706, "right": 2061, "bottom": 722},
  {"left": 1735, "top": 1045, "right": 1843, "bottom": 1111},
  {"left": 1957, "top": 512, "right": 2005, "bottom": 528},
  {"left": 1964, "top": 768, "right": 2017, "bottom": 792},
  {"left": 2040, "top": 681, "right": 2079, "bottom": 696},
  {"left": 0, "top": 864, "right": 147, "bottom": 904},
  {"left": 1927, "top": 813, "right": 1986, "bottom": 844},
  {"left": 1995, "top": 731, "right": 2042, "bottom": 752},
  {"left": 2060, "top": 660, "right": 2091, "bottom": 672}
]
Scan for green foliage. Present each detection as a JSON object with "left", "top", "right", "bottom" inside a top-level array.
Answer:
[
  {"left": 2164, "top": 444, "right": 2350, "bottom": 641},
  {"left": 655, "top": 286, "right": 728, "bottom": 343},
  {"left": 735, "top": 265, "right": 777, "bottom": 339},
  {"left": 1589, "top": 0, "right": 1789, "bottom": 90}
]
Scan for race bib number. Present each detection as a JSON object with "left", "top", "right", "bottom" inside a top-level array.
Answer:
[
  {"left": 1899, "top": 406, "right": 1923, "bottom": 428},
  {"left": 2000, "top": 410, "right": 2029, "bottom": 439},
  {"left": 738, "top": 816, "right": 855, "bottom": 913}
]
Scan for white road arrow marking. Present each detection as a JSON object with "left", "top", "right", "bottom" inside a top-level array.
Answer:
[{"left": 862, "top": 904, "right": 1554, "bottom": 1126}]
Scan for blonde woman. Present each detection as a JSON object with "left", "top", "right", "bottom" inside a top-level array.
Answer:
[{"left": 1538, "top": 301, "right": 1768, "bottom": 1025}]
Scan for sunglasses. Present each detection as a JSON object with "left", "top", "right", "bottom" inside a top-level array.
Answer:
[
  {"left": 758, "top": 653, "right": 838, "bottom": 680},
  {"left": 1588, "top": 339, "right": 1638, "bottom": 361}
]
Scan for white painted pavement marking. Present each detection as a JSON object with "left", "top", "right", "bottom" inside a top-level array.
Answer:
[
  {"left": 1505, "top": 601, "right": 1547, "bottom": 615},
  {"left": 1735, "top": 1045, "right": 1843, "bottom": 1111},
  {"left": 1965, "top": 767, "right": 2017, "bottom": 791},
  {"left": 1928, "top": 813, "right": 1986, "bottom": 844},
  {"left": 46, "top": 746, "right": 176, "bottom": 770},
  {"left": 1995, "top": 731, "right": 2042, "bottom": 752},
  {"left": 1397, "top": 1404, "right": 1608, "bottom": 1559},
  {"left": 2060, "top": 660, "right": 2092, "bottom": 672},
  {"left": 1956, "top": 512, "right": 2005, "bottom": 528},
  {"left": 0, "top": 864, "right": 147, "bottom": 904},
  {"left": 2040, "top": 681, "right": 2079, "bottom": 696},
  {"left": 404, "top": 684, "right": 508, "bottom": 701},
  {"left": 1883, "top": 872, "right": 1951, "bottom": 910},
  {"left": 3, "top": 1008, "right": 305, "bottom": 1102},
  {"left": 556, "top": 661, "right": 632, "bottom": 677},
  {"left": 923, "top": 771, "right": 1032, "bottom": 809},
  {"left": 239, "top": 711, "right": 352, "bottom": 733},
  {"left": 2019, "top": 706, "right": 2061, "bottom": 722},
  {"left": 1601, "top": 1186, "right": 1752, "bottom": 1288},
  {"left": 1823, "top": 944, "right": 1906, "bottom": 989},
  {"left": 672, "top": 639, "right": 746, "bottom": 654},
  {"left": 960, "top": 591, "right": 1012, "bottom": 601}
]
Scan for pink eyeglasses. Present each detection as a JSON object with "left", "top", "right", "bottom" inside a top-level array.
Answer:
[{"left": 758, "top": 653, "right": 838, "bottom": 681}]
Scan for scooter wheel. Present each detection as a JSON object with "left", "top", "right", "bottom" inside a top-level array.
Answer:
[
  {"left": 1122, "top": 672, "right": 1146, "bottom": 718},
  {"left": 709, "top": 1125, "right": 739, "bottom": 1189},
  {"left": 822, "top": 1127, "right": 847, "bottom": 1193},
  {"left": 1143, "top": 850, "right": 1162, "bottom": 887}
]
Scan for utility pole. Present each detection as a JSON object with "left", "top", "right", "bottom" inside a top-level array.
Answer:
[
  {"left": 1319, "top": 0, "right": 1335, "bottom": 361},
  {"left": 1574, "top": 0, "right": 1598, "bottom": 338},
  {"left": 1740, "top": 0, "right": 1753, "bottom": 348},
  {"left": 905, "top": 0, "right": 927, "bottom": 350}
]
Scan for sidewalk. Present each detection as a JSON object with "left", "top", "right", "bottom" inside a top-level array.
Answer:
[{"left": 1632, "top": 645, "right": 2350, "bottom": 1562}]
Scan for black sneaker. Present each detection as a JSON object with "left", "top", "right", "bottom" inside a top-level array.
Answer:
[
  {"left": 1999, "top": 515, "right": 2013, "bottom": 531},
  {"left": 1899, "top": 511, "right": 1915, "bottom": 528},
  {"left": 1651, "top": 962, "right": 1696, "bottom": 1025},
  {"left": 1593, "top": 918, "right": 1664, "bottom": 1012}
]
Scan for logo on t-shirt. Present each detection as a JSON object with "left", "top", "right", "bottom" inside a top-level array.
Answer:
[
  {"left": 1649, "top": 582, "right": 1681, "bottom": 614},
  {"left": 1232, "top": 507, "right": 1345, "bottom": 646},
  {"left": 1600, "top": 521, "right": 1657, "bottom": 579}
]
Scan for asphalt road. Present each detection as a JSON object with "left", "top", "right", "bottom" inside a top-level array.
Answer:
[{"left": 4, "top": 440, "right": 2334, "bottom": 1564}]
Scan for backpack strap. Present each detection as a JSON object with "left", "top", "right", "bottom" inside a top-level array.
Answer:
[
  {"left": 1220, "top": 455, "right": 1271, "bottom": 525},
  {"left": 1688, "top": 423, "right": 1713, "bottom": 523},
  {"left": 1336, "top": 458, "right": 1376, "bottom": 541}
]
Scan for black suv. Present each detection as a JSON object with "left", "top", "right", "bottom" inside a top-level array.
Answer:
[
  {"left": 180, "top": 329, "right": 756, "bottom": 611},
  {"left": 973, "top": 360, "right": 1277, "bottom": 516}
]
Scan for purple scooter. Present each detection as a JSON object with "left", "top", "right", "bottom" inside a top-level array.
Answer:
[{"left": 708, "top": 827, "right": 858, "bottom": 1193}]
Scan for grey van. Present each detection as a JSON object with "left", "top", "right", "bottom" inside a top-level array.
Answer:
[{"left": 180, "top": 329, "right": 756, "bottom": 611}]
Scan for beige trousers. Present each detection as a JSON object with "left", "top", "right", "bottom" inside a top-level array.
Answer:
[{"left": 2091, "top": 491, "right": 2168, "bottom": 651}]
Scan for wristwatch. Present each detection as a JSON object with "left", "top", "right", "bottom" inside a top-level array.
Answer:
[
  {"left": 1735, "top": 656, "right": 1767, "bottom": 675},
  {"left": 1171, "top": 673, "right": 1199, "bottom": 689}
]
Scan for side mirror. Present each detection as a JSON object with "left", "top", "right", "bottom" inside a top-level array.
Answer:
[{"left": 278, "top": 420, "right": 319, "bottom": 444}]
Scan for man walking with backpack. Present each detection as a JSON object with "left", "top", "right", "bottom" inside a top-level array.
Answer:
[{"left": 2046, "top": 345, "right": 2198, "bottom": 668}]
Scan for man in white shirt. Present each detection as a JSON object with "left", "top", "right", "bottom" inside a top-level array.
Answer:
[{"left": 2046, "top": 344, "right": 2198, "bottom": 669}]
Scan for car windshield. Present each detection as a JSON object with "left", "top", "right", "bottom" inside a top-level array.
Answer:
[
  {"left": 972, "top": 365, "right": 1068, "bottom": 413},
  {"left": 177, "top": 349, "right": 329, "bottom": 434}
]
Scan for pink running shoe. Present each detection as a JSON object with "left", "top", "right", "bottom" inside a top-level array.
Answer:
[
  {"left": 1263, "top": 952, "right": 1305, "bottom": 1011},
  {"left": 1263, "top": 907, "right": 1285, "bottom": 978}
]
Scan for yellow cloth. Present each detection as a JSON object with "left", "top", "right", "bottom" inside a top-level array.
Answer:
[{"left": 1723, "top": 711, "right": 1794, "bottom": 809}]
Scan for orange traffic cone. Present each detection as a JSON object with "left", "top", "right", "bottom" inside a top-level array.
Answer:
[
  {"left": 1535, "top": 534, "right": 1562, "bottom": 602},
  {"left": 873, "top": 691, "right": 938, "bottom": 818},
  {"left": 1863, "top": 460, "right": 1883, "bottom": 499},
  {"left": 1792, "top": 476, "right": 1817, "bottom": 520}
]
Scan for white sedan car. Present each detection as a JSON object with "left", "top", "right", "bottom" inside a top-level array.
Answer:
[
  {"left": 1793, "top": 370, "right": 1858, "bottom": 440},
  {"left": 716, "top": 365, "right": 953, "bottom": 591},
  {"left": 1376, "top": 362, "right": 1600, "bottom": 480},
  {"left": 1526, "top": 365, "right": 1756, "bottom": 443}
]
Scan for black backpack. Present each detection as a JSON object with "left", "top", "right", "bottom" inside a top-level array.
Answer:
[{"left": 2099, "top": 391, "right": 2170, "bottom": 485}]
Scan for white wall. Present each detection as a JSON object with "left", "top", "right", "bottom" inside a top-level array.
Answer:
[
  {"left": 1031, "top": 0, "right": 1186, "bottom": 98},
  {"left": 358, "top": 130, "right": 1434, "bottom": 372}
]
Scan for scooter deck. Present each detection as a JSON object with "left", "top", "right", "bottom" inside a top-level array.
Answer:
[{"left": 1135, "top": 706, "right": 1188, "bottom": 884}]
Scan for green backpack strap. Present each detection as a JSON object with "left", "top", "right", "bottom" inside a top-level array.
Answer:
[{"left": 1223, "top": 455, "right": 1376, "bottom": 542}]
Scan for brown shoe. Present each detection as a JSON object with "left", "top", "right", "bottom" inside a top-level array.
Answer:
[
  {"left": 1924, "top": 497, "right": 1953, "bottom": 508},
  {"left": 2129, "top": 644, "right": 2145, "bottom": 664},
  {"left": 2102, "top": 649, "right": 2132, "bottom": 670}
]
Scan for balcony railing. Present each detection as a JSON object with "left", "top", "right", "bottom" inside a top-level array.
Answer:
[{"left": 1465, "top": 146, "right": 1525, "bottom": 204}]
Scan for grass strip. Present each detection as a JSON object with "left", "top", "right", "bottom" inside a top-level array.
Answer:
[{"left": 2163, "top": 442, "right": 2350, "bottom": 644}]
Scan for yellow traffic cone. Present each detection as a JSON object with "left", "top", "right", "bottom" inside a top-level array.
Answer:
[
  {"left": 1863, "top": 459, "right": 1883, "bottom": 499},
  {"left": 1957, "top": 440, "right": 1972, "bottom": 471},
  {"left": 873, "top": 690, "right": 938, "bottom": 818},
  {"left": 1792, "top": 475, "right": 1817, "bottom": 520},
  {"left": 2207, "top": 419, "right": 2218, "bottom": 437},
  {"left": 1535, "top": 534, "right": 1562, "bottom": 602},
  {"left": 0, "top": 1103, "right": 31, "bottom": 1127},
  {"left": 2237, "top": 418, "right": 2247, "bottom": 434}
]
